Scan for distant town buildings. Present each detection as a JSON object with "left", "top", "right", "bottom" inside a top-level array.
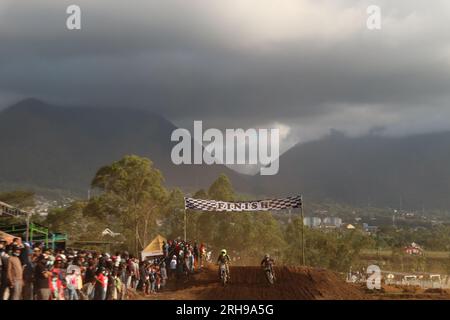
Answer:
[
  {"left": 30, "top": 195, "right": 74, "bottom": 216},
  {"left": 322, "top": 217, "right": 343, "bottom": 228},
  {"left": 303, "top": 217, "right": 342, "bottom": 229},
  {"left": 362, "top": 223, "right": 378, "bottom": 234},
  {"left": 303, "top": 217, "right": 322, "bottom": 228},
  {"left": 303, "top": 216, "right": 379, "bottom": 233}
]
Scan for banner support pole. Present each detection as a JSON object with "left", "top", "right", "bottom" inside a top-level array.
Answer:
[
  {"left": 184, "top": 208, "right": 187, "bottom": 242},
  {"left": 300, "top": 195, "right": 305, "bottom": 266}
]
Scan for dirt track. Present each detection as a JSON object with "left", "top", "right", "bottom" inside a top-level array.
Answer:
[
  {"left": 142, "top": 265, "right": 366, "bottom": 300},
  {"left": 135, "top": 265, "right": 450, "bottom": 300}
]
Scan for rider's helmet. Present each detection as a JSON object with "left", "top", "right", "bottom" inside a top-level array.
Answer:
[
  {"left": 265, "top": 254, "right": 270, "bottom": 259},
  {"left": 221, "top": 249, "right": 227, "bottom": 255}
]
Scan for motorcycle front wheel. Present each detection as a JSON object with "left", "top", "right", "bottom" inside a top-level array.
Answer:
[{"left": 266, "top": 270, "right": 274, "bottom": 284}]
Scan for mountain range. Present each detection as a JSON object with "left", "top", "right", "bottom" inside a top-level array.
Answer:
[
  {"left": 1, "top": 98, "right": 450, "bottom": 210},
  {"left": 253, "top": 129, "right": 450, "bottom": 210},
  {"left": 0, "top": 98, "right": 247, "bottom": 196}
]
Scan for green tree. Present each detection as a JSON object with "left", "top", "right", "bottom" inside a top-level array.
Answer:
[
  {"left": 208, "top": 174, "right": 234, "bottom": 201},
  {"left": 86, "top": 155, "right": 168, "bottom": 255},
  {"left": 44, "top": 201, "right": 107, "bottom": 244},
  {"left": 193, "top": 189, "right": 208, "bottom": 199},
  {"left": 283, "top": 217, "right": 305, "bottom": 265},
  {"left": 161, "top": 188, "right": 185, "bottom": 239},
  {"left": 207, "top": 174, "right": 236, "bottom": 250}
]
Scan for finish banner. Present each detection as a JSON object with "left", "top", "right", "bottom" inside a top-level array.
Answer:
[{"left": 184, "top": 195, "right": 302, "bottom": 212}]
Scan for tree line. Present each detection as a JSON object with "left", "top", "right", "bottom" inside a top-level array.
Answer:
[{"left": 3, "top": 154, "right": 450, "bottom": 272}]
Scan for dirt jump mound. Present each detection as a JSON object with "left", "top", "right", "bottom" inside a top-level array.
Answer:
[{"left": 150, "top": 265, "right": 365, "bottom": 300}]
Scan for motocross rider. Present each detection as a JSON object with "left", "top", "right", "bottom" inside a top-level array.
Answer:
[
  {"left": 261, "top": 254, "right": 275, "bottom": 279},
  {"left": 217, "top": 249, "right": 231, "bottom": 280}
]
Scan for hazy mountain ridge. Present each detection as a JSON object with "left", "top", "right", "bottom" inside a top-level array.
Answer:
[
  {"left": 2, "top": 99, "right": 450, "bottom": 210},
  {"left": 0, "top": 99, "right": 246, "bottom": 195},
  {"left": 252, "top": 130, "right": 450, "bottom": 210}
]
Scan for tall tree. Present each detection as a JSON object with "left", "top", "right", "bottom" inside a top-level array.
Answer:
[
  {"left": 161, "top": 188, "right": 185, "bottom": 239},
  {"left": 206, "top": 174, "right": 236, "bottom": 249},
  {"left": 44, "top": 201, "right": 107, "bottom": 244},
  {"left": 86, "top": 155, "right": 168, "bottom": 256},
  {"left": 208, "top": 174, "right": 235, "bottom": 201}
]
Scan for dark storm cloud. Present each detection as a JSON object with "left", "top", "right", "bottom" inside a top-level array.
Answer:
[{"left": 1, "top": 0, "right": 450, "bottom": 143}]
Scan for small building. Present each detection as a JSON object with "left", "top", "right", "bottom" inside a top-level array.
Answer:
[
  {"left": 362, "top": 223, "right": 378, "bottom": 234},
  {"left": 322, "top": 217, "right": 343, "bottom": 228}
]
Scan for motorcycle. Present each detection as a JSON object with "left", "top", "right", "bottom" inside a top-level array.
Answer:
[
  {"left": 263, "top": 264, "right": 275, "bottom": 285},
  {"left": 219, "top": 263, "right": 229, "bottom": 286}
]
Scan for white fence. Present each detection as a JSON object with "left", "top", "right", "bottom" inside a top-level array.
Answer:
[{"left": 346, "top": 272, "right": 450, "bottom": 289}]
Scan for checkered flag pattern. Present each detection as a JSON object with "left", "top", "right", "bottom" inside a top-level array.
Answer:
[
  {"left": 267, "top": 196, "right": 302, "bottom": 210},
  {"left": 184, "top": 195, "right": 302, "bottom": 212}
]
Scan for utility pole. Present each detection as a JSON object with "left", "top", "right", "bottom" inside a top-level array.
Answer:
[
  {"left": 300, "top": 195, "right": 305, "bottom": 266},
  {"left": 25, "top": 212, "right": 31, "bottom": 243},
  {"left": 182, "top": 197, "right": 189, "bottom": 242}
]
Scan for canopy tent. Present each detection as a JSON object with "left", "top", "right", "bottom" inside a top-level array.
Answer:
[
  {"left": 0, "top": 230, "right": 21, "bottom": 245},
  {"left": 141, "top": 234, "right": 166, "bottom": 260}
]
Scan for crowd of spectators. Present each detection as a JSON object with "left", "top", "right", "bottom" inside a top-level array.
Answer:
[
  {"left": 163, "top": 239, "right": 207, "bottom": 280},
  {"left": 0, "top": 236, "right": 207, "bottom": 300}
]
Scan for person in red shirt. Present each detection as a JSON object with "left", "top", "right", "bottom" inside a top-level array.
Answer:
[
  {"left": 94, "top": 268, "right": 108, "bottom": 300},
  {"left": 49, "top": 258, "right": 64, "bottom": 300}
]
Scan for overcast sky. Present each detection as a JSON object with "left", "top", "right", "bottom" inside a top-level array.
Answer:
[{"left": 1, "top": 0, "right": 450, "bottom": 151}]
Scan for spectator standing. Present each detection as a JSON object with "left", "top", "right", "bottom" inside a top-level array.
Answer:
[
  {"left": 106, "top": 270, "right": 115, "bottom": 300},
  {"left": 94, "top": 268, "right": 108, "bottom": 300},
  {"left": 193, "top": 243, "right": 199, "bottom": 269},
  {"left": 34, "top": 255, "right": 51, "bottom": 300},
  {"left": 149, "top": 267, "right": 156, "bottom": 293},
  {"left": 169, "top": 255, "right": 177, "bottom": 279},
  {"left": 155, "top": 267, "right": 161, "bottom": 291},
  {"left": 138, "top": 261, "right": 147, "bottom": 292},
  {"left": 119, "top": 265, "right": 127, "bottom": 300},
  {"left": 7, "top": 247, "right": 23, "bottom": 300},
  {"left": 162, "top": 241, "right": 169, "bottom": 258},
  {"left": 110, "top": 270, "right": 122, "bottom": 300},
  {"left": 49, "top": 258, "right": 65, "bottom": 300},
  {"left": 84, "top": 260, "right": 96, "bottom": 300},
  {"left": 66, "top": 269, "right": 79, "bottom": 300},
  {"left": 160, "top": 262, "right": 167, "bottom": 288},
  {"left": 199, "top": 243, "right": 206, "bottom": 268},
  {"left": 188, "top": 251, "right": 195, "bottom": 273},
  {"left": 22, "top": 243, "right": 35, "bottom": 300},
  {"left": 177, "top": 255, "right": 184, "bottom": 279}
]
